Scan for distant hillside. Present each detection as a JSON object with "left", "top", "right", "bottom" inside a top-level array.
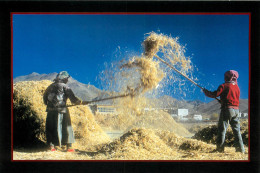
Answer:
[
  {"left": 153, "top": 95, "right": 248, "bottom": 116},
  {"left": 196, "top": 99, "right": 248, "bottom": 116},
  {"left": 13, "top": 72, "right": 57, "bottom": 82},
  {"left": 155, "top": 95, "right": 204, "bottom": 114},
  {"left": 13, "top": 72, "right": 248, "bottom": 115},
  {"left": 13, "top": 72, "right": 106, "bottom": 102}
]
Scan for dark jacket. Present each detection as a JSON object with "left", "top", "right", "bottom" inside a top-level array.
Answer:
[{"left": 43, "top": 81, "right": 81, "bottom": 113}]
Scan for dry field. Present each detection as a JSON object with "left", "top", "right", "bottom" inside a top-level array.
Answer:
[
  {"left": 13, "top": 80, "right": 248, "bottom": 161},
  {"left": 13, "top": 128, "right": 248, "bottom": 161}
]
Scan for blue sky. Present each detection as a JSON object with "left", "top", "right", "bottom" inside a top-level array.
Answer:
[{"left": 12, "top": 14, "right": 249, "bottom": 102}]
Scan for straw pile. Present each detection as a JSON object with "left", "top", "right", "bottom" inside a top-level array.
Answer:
[
  {"left": 68, "top": 105, "right": 111, "bottom": 149},
  {"left": 13, "top": 127, "right": 248, "bottom": 160},
  {"left": 13, "top": 80, "right": 52, "bottom": 146},
  {"left": 154, "top": 129, "right": 215, "bottom": 152},
  {"left": 126, "top": 110, "right": 192, "bottom": 137},
  {"left": 13, "top": 80, "right": 110, "bottom": 148},
  {"left": 89, "top": 127, "right": 247, "bottom": 160},
  {"left": 193, "top": 120, "right": 248, "bottom": 147},
  {"left": 95, "top": 99, "right": 192, "bottom": 138},
  {"left": 94, "top": 128, "right": 178, "bottom": 160},
  {"left": 184, "top": 123, "right": 215, "bottom": 134}
]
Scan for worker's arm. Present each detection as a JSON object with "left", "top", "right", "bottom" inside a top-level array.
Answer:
[
  {"left": 64, "top": 86, "right": 91, "bottom": 105},
  {"left": 203, "top": 84, "right": 224, "bottom": 98},
  {"left": 64, "top": 86, "right": 82, "bottom": 105}
]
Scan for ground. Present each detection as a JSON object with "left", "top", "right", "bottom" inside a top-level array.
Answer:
[
  {"left": 13, "top": 133, "right": 248, "bottom": 161},
  {"left": 13, "top": 146, "right": 248, "bottom": 161}
]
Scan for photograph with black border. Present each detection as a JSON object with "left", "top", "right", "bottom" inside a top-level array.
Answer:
[{"left": 0, "top": 1, "right": 259, "bottom": 173}]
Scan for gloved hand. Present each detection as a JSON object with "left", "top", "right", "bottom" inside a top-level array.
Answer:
[
  {"left": 202, "top": 88, "right": 209, "bottom": 94},
  {"left": 82, "top": 101, "right": 90, "bottom": 105}
]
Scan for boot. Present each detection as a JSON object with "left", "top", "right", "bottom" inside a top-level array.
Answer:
[
  {"left": 67, "top": 144, "right": 75, "bottom": 152},
  {"left": 50, "top": 145, "right": 56, "bottom": 151}
]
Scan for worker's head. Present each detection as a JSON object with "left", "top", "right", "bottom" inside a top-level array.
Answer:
[
  {"left": 55, "top": 71, "right": 70, "bottom": 83},
  {"left": 224, "top": 70, "right": 239, "bottom": 83}
]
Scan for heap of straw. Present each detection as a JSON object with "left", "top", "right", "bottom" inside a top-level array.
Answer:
[
  {"left": 154, "top": 129, "right": 215, "bottom": 152},
  {"left": 95, "top": 128, "right": 178, "bottom": 160},
  {"left": 13, "top": 80, "right": 53, "bottom": 146},
  {"left": 193, "top": 120, "right": 248, "bottom": 147},
  {"left": 92, "top": 127, "right": 247, "bottom": 160},
  {"left": 125, "top": 110, "right": 192, "bottom": 137},
  {"left": 95, "top": 97, "right": 192, "bottom": 137},
  {"left": 13, "top": 127, "right": 248, "bottom": 160},
  {"left": 13, "top": 80, "right": 110, "bottom": 148}
]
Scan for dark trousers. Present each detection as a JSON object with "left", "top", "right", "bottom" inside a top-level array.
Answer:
[
  {"left": 217, "top": 108, "right": 245, "bottom": 152},
  {"left": 46, "top": 110, "right": 75, "bottom": 147}
]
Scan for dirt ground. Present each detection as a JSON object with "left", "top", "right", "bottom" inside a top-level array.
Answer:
[
  {"left": 13, "top": 130, "right": 248, "bottom": 161},
  {"left": 13, "top": 148, "right": 248, "bottom": 161}
]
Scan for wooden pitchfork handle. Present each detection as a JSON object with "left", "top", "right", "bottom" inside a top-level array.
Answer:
[
  {"left": 66, "top": 92, "right": 132, "bottom": 107},
  {"left": 154, "top": 54, "right": 221, "bottom": 103}
]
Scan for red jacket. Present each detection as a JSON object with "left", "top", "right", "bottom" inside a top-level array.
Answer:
[{"left": 204, "top": 82, "right": 240, "bottom": 109}]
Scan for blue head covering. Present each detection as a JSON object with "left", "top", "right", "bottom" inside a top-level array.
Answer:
[{"left": 55, "top": 71, "right": 70, "bottom": 81}]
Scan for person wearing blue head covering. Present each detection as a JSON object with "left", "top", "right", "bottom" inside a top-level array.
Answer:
[{"left": 43, "top": 71, "right": 89, "bottom": 152}]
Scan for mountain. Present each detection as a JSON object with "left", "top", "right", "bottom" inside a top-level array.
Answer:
[
  {"left": 149, "top": 95, "right": 205, "bottom": 115},
  {"left": 13, "top": 72, "right": 57, "bottom": 82},
  {"left": 195, "top": 100, "right": 221, "bottom": 115},
  {"left": 196, "top": 99, "right": 249, "bottom": 116},
  {"left": 13, "top": 72, "right": 249, "bottom": 115},
  {"left": 153, "top": 95, "right": 248, "bottom": 116},
  {"left": 13, "top": 72, "right": 107, "bottom": 102},
  {"left": 239, "top": 99, "right": 249, "bottom": 113},
  {"left": 157, "top": 96, "right": 203, "bottom": 109}
]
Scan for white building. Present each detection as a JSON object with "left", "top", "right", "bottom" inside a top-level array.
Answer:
[
  {"left": 90, "top": 105, "right": 117, "bottom": 114},
  {"left": 193, "top": 115, "right": 202, "bottom": 121},
  {"left": 243, "top": 113, "right": 248, "bottom": 117},
  {"left": 241, "top": 113, "right": 248, "bottom": 118},
  {"left": 178, "top": 109, "right": 188, "bottom": 116},
  {"left": 174, "top": 109, "right": 189, "bottom": 121}
]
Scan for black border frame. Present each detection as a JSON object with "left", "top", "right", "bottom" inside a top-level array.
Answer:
[{"left": 1, "top": 1, "right": 259, "bottom": 173}]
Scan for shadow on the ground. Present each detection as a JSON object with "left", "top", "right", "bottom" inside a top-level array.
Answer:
[
  {"left": 13, "top": 146, "right": 49, "bottom": 153},
  {"left": 13, "top": 139, "right": 49, "bottom": 153},
  {"left": 75, "top": 150, "right": 99, "bottom": 157},
  {"left": 13, "top": 147, "right": 102, "bottom": 157}
]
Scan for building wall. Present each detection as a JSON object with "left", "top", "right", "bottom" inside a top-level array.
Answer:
[
  {"left": 178, "top": 109, "right": 188, "bottom": 117},
  {"left": 193, "top": 115, "right": 202, "bottom": 121},
  {"left": 91, "top": 105, "right": 117, "bottom": 114}
]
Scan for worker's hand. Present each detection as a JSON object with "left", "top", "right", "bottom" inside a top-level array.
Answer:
[
  {"left": 202, "top": 88, "right": 210, "bottom": 95},
  {"left": 82, "top": 101, "right": 90, "bottom": 105},
  {"left": 202, "top": 88, "right": 208, "bottom": 93}
]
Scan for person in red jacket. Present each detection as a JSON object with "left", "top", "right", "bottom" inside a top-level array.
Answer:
[{"left": 203, "top": 70, "right": 245, "bottom": 153}]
